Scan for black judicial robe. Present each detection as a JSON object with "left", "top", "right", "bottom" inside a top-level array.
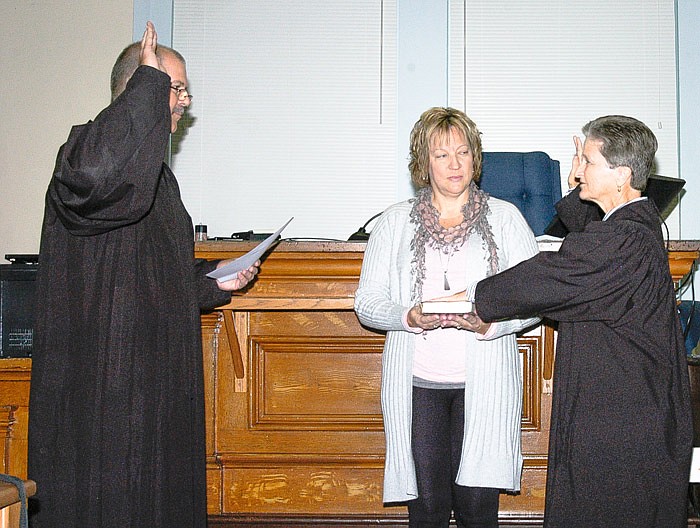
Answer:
[
  {"left": 27, "top": 66, "right": 231, "bottom": 527},
  {"left": 475, "top": 192, "right": 692, "bottom": 528}
]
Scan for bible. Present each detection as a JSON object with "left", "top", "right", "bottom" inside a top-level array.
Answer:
[{"left": 421, "top": 300, "right": 473, "bottom": 314}]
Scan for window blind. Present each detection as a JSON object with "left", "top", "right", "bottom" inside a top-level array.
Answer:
[
  {"left": 447, "top": 0, "right": 680, "bottom": 234},
  {"left": 172, "top": 0, "right": 397, "bottom": 240}
]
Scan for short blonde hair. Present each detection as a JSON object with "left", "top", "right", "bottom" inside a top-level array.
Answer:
[{"left": 408, "top": 107, "right": 482, "bottom": 188}]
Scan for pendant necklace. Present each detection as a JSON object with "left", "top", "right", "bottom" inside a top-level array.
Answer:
[{"left": 438, "top": 249, "right": 454, "bottom": 291}]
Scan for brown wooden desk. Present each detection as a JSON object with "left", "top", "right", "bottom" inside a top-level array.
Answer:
[{"left": 0, "top": 240, "right": 696, "bottom": 527}]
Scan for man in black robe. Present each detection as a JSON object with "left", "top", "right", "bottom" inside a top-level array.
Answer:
[
  {"left": 27, "top": 22, "right": 258, "bottom": 527},
  {"left": 450, "top": 116, "right": 692, "bottom": 527}
]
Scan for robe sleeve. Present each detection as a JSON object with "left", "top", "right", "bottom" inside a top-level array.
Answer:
[
  {"left": 478, "top": 200, "right": 541, "bottom": 340},
  {"left": 47, "top": 66, "right": 172, "bottom": 235},
  {"left": 554, "top": 186, "right": 603, "bottom": 234},
  {"left": 192, "top": 259, "right": 234, "bottom": 310},
  {"left": 475, "top": 222, "right": 662, "bottom": 325}
]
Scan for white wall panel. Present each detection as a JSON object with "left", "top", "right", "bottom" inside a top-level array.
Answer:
[
  {"left": 447, "top": 0, "right": 680, "bottom": 235},
  {"left": 172, "top": 0, "right": 397, "bottom": 240}
]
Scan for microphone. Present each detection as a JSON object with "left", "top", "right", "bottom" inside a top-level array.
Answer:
[{"left": 348, "top": 212, "right": 382, "bottom": 241}]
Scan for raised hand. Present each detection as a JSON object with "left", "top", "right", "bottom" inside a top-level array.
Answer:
[
  {"left": 568, "top": 135, "right": 583, "bottom": 190},
  {"left": 139, "top": 21, "right": 161, "bottom": 71}
]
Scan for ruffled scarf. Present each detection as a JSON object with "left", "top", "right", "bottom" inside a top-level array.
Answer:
[{"left": 409, "top": 183, "right": 499, "bottom": 303}]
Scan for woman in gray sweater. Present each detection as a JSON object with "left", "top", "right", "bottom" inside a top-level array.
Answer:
[{"left": 354, "top": 107, "right": 539, "bottom": 527}]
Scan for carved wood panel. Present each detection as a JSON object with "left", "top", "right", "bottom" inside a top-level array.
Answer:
[
  {"left": 250, "top": 335, "right": 384, "bottom": 431},
  {"left": 205, "top": 307, "right": 551, "bottom": 519},
  {"left": 0, "top": 405, "right": 17, "bottom": 474},
  {"left": 0, "top": 359, "right": 30, "bottom": 479}
]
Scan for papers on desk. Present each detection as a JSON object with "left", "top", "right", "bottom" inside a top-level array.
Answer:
[{"left": 206, "top": 218, "right": 293, "bottom": 282}]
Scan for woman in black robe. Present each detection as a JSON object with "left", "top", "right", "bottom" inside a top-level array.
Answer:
[
  {"left": 440, "top": 115, "right": 692, "bottom": 527},
  {"left": 28, "top": 23, "right": 258, "bottom": 527}
]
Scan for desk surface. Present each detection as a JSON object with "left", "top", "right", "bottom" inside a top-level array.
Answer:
[{"left": 196, "top": 238, "right": 700, "bottom": 251}]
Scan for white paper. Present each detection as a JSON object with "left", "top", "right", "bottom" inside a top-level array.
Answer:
[
  {"left": 421, "top": 300, "right": 473, "bottom": 314},
  {"left": 206, "top": 217, "right": 293, "bottom": 282},
  {"left": 536, "top": 234, "right": 564, "bottom": 252}
]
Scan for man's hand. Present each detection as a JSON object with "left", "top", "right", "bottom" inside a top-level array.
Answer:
[
  {"left": 215, "top": 260, "right": 260, "bottom": 292},
  {"left": 139, "top": 21, "right": 161, "bottom": 71}
]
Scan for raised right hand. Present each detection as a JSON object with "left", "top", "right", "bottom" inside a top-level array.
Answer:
[
  {"left": 139, "top": 21, "right": 161, "bottom": 71},
  {"left": 568, "top": 135, "right": 583, "bottom": 190}
]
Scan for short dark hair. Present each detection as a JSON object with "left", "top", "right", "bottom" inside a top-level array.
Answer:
[
  {"left": 582, "top": 115, "right": 657, "bottom": 191},
  {"left": 408, "top": 107, "right": 482, "bottom": 188},
  {"left": 110, "top": 42, "right": 186, "bottom": 101}
]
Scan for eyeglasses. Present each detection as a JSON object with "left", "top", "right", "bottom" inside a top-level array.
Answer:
[{"left": 170, "top": 85, "right": 193, "bottom": 101}]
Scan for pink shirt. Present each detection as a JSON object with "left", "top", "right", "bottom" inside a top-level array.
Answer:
[{"left": 412, "top": 244, "right": 470, "bottom": 383}]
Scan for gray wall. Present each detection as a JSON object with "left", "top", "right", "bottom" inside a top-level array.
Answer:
[{"left": 0, "top": 1, "right": 133, "bottom": 259}]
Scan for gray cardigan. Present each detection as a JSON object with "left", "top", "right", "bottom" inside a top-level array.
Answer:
[{"left": 354, "top": 196, "right": 540, "bottom": 502}]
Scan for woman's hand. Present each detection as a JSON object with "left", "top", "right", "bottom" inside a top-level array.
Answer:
[
  {"left": 568, "top": 135, "right": 583, "bottom": 190},
  {"left": 429, "top": 311, "right": 490, "bottom": 334},
  {"left": 456, "top": 311, "right": 491, "bottom": 334},
  {"left": 215, "top": 260, "right": 260, "bottom": 292},
  {"left": 418, "top": 290, "right": 468, "bottom": 330},
  {"left": 406, "top": 299, "right": 491, "bottom": 334},
  {"left": 406, "top": 303, "right": 442, "bottom": 331}
]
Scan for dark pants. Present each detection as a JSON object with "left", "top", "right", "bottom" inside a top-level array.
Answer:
[{"left": 409, "top": 385, "right": 499, "bottom": 528}]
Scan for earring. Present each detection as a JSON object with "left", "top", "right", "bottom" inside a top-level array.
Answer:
[{"left": 617, "top": 184, "right": 622, "bottom": 193}]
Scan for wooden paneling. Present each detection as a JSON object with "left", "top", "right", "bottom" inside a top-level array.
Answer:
[
  {"left": 0, "top": 406, "right": 17, "bottom": 474},
  {"left": 0, "top": 360, "right": 31, "bottom": 528},
  {"left": 199, "top": 241, "right": 555, "bottom": 524},
  {"left": 0, "top": 359, "right": 30, "bottom": 479},
  {"left": 250, "top": 337, "right": 384, "bottom": 430},
  {"left": 669, "top": 250, "right": 700, "bottom": 284}
]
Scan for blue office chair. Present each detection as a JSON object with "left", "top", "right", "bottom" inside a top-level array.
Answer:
[{"left": 480, "top": 151, "right": 562, "bottom": 236}]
